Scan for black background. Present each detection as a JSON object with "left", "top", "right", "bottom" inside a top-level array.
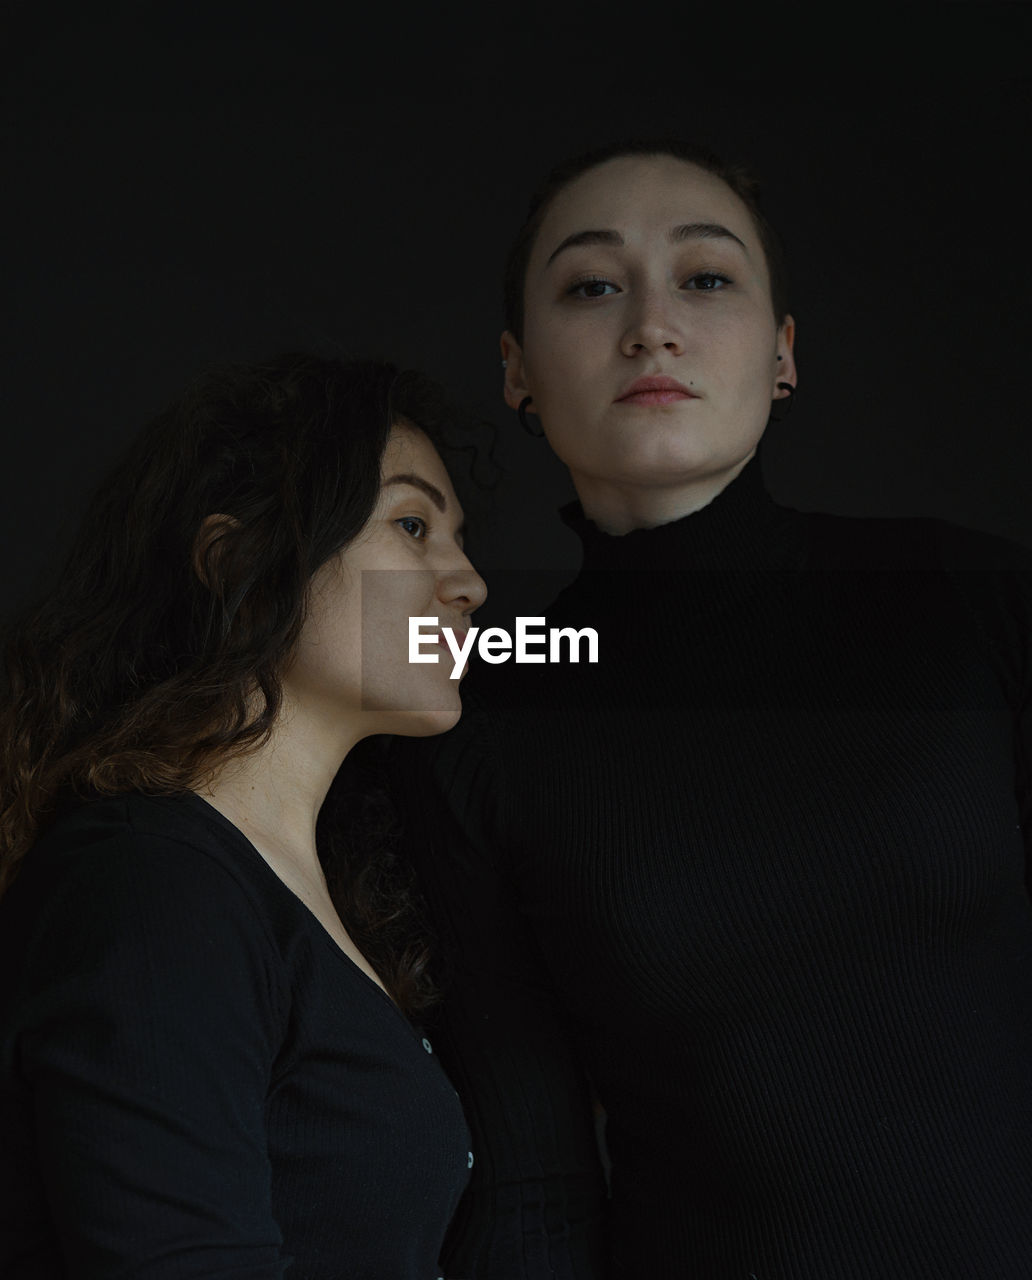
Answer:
[{"left": 5, "top": 4, "right": 1031, "bottom": 624}]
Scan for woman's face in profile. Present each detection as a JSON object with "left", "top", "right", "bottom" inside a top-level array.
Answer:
[
  {"left": 503, "top": 155, "right": 795, "bottom": 503},
  {"left": 283, "top": 423, "right": 487, "bottom": 739}
]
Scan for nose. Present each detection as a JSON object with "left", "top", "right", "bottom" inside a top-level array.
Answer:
[
  {"left": 620, "top": 281, "right": 685, "bottom": 358},
  {"left": 437, "top": 550, "right": 488, "bottom": 617}
]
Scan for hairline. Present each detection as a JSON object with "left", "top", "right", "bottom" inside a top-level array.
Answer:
[{"left": 506, "top": 144, "right": 789, "bottom": 339}]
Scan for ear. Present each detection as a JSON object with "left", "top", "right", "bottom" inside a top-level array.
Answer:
[
  {"left": 773, "top": 314, "right": 798, "bottom": 397},
  {"left": 500, "top": 331, "right": 531, "bottom": 410},
  {"left": 192, "top": 513, "right": 239, "bottom": 589}
]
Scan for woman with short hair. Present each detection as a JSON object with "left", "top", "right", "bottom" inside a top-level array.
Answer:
[{"left": 395, "top": 139, "right": 1032, "bottom": 1278}]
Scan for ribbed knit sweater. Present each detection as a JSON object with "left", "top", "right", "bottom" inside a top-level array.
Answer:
[
  {"left": 391, "top": 454, "right": 1032, "bottom": 1279},
  {"left": 0, "top": 792, "right": 471, "bottom": 1279}
]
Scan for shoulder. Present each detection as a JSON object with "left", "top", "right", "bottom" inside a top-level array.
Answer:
[
  {"left": 1, "top": 794, "right": 285, "bottom": 1007},
  {"left": 1, "top": 796, "right": 291, "bottom": 1135},
  {"left": 797, "top": 509, "right": 1032, "bottom": 690},
  {"left": 797, "top": 507, "right": 1032, "bottom": 574},
  {"left": 21, "top": 792, "right": 270, "bottom": 918}
]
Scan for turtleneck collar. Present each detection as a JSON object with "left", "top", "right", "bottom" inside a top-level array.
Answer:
[{"left": 559, "top": 451, "right": 805, "bottom": 573}]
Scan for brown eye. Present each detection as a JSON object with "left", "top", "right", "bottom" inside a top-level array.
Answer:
[
  {"left": 683, "top": 272, "right": 731, "bottom": 291},
  {"left": 567, "top": 277, "right": 619, "bottom": 299},
  {"left": 395, "top": 516, "right": 427, "bottom": 540}
]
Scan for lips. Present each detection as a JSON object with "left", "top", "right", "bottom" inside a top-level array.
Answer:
[{"left": 616, "top": 375, "right": 698, "bottom": 406}]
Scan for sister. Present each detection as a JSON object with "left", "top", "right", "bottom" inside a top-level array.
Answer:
[
  {"left": 0, "top": 352, "right": 486, "bottom": 1278},
  {"left": 396, "top": 140, "right": 1032, "bottom": 1278}
]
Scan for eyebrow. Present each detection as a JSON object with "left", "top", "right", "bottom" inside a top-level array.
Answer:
[
  {"left": 382, "top": 474, "right": 447, "bottom": 512},
  {"left": 671, "top": 222, "right": 748, "bottom": 251},
  {"left": 545, "top": 221, "right": 748, "bottom": 266},
  {"left": 383, "top": 473, "right": 467, "bottom": 543}
]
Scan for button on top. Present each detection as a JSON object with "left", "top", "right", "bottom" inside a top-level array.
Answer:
[
  {"left": 467, "top": 1150, "right": 474, "bottom": 1169},
  {"left": 421, "top": 1037, "right": 433, "bottom": 1054}
]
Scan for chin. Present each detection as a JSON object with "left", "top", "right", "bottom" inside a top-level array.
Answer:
[
  {"left": 633, "top": 440, "right": 758, "bottom": 485},
  {"left": 372, "top": 697, "right": 463, "bottom": 740}
]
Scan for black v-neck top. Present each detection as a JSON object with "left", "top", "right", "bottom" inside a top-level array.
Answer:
[
  {"left": 0, "top": 791, "right": 471, "bottom": 1278},
  {"left": 391, "top": 454, "right": 1032, "bottom": 1278}
]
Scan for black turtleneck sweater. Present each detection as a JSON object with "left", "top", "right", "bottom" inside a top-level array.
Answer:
[{"left": 390, "top": 455, "right": 1032, "bottom": 1279}]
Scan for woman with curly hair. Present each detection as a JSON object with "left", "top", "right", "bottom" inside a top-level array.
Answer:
[{"left": 0, "top": 352, "right": 486, "bottom": 1279}]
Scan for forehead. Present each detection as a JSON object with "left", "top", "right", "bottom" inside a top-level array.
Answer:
[
  {"left": 381, "top": 422, "right": 457, "bottom": 493},
  {"left": 533, "top": 155, "right": 759, "bottom": 261}
]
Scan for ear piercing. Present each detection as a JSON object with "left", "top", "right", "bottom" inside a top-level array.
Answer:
[
  {"left": 517, "top": 395, "right": 545, "bottom": 438},
  {"left": 769, "top": 382, "right": 796, "bottom": 424}
]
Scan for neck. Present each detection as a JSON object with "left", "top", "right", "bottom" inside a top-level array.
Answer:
[
  {"left": 562, "top": 446, "right": 804, "bottom": 578},
  {"left": 571, "top": 450, "right": 756, "bottom": 535},
  {"left": 193, "top": 698, "right": 365, "bottom": 871}
]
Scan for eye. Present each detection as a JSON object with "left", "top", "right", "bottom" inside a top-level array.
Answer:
[
  {"left": 683, "top": 271, "right": 732, "bottom": 291},
  {"left": 566, "top": 276, "right": 620, "bottom": 300},
  {"left": 395, "top": 515, "right": 427, "bottom": 540}
]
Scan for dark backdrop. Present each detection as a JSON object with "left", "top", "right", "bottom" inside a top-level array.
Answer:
[{"left": 5, "top": 4, "right": 1031, "bottom": 626}]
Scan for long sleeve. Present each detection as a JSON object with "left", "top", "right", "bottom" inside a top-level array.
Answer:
[
  {"left": 0, "top": 813, "right": 290, "bottom": 1278},
  {"left": 390, "top": 696, "right": 610, "bottom": 1280}
]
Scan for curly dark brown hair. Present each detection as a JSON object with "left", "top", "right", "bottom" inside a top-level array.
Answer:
[{"left": 0, "top": 351, "right": 462, "bottom": 1017}]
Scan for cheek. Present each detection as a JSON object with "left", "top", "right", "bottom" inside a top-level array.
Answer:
[
  {"left": 523, "top": 332, "right": 598, "bottom": 423},
  {"left": 286, "top": 605, "right": 363, "bottom": 702},
  {"left": 705, "top": 318, "right": 777, "bottom": 390},
  {"left": 525, "top": 307, "right": 602, "bottom": 370},
  {"left": 359, "top": 572, "right": 436, "bottom": 651}
]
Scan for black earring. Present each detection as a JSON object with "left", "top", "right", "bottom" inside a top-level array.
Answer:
[
  {"left": 769, "top": 382, "right": 796, "bottom": 424},
  {"left": 517, "top": 395, "right": 545, "bottom": 438}
]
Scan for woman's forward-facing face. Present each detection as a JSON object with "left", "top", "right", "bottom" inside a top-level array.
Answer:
[{"left": 503, "top": 155, "right": 795, "bottom": 513}]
